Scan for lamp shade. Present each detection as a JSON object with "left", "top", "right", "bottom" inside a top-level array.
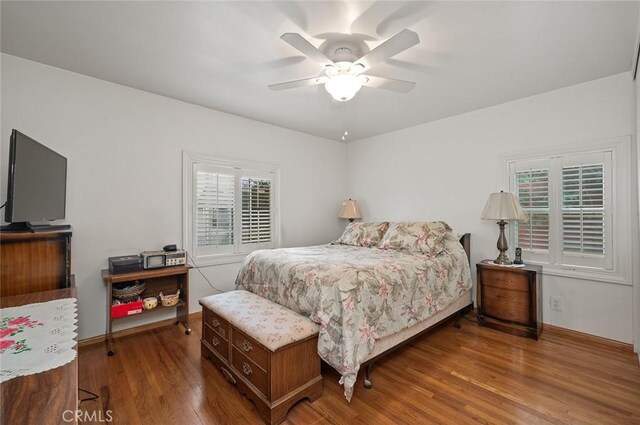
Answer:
[
  {"left": 481, "top": 191, "right": 527, "bottom": 221},
  {"left": 338, "top": 199, "right": 362, "bottom": 219}
]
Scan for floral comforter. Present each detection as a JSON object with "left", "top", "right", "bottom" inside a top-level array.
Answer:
[{"left": 235, "top": 233, "right": 472, "bottom": 401}]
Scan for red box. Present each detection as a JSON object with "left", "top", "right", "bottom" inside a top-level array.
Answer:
[{"left": 111, "top": 300, "right": 143, "bottom": 318}]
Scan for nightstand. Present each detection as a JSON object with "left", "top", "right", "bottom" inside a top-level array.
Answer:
[{"left": 476, "top": 260, "right": 542, "bottom": 340}]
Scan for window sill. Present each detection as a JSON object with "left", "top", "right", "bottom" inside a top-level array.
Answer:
[
  {"left": 524, "top": 262, "right": 631, "bottom": 286},
  {"left": 189, "top": 252, "right": 249, "bottom": 267}
]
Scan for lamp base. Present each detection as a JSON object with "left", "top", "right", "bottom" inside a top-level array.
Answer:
[
  {"left": 494, "top": 252, "right": 513, "bottom": 266},
  {"left": 494, "top": 220, "right": 512, "bottom": 265}
]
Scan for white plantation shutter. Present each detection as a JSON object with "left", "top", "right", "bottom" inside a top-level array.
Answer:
[
  {"left": 562, "top": 165, "right": 604, "bottom": 254},
  {"left": 510, "top": 159, "right": 551, "bottom": 263},
  {"left": 515, "top": 169, "right": 550, "bottom": 252},
  {"left": 193, "top": 165, "right": 235, "bottom": 256},
  {"left": 560, "top": 152, "right": 612, "bottom": 269},
  {"left": 241, "top": 177, "right": 272, "bottom": 248}
]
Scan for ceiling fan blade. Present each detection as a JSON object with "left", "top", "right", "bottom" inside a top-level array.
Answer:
[
  {"left": 362, "top": 75, "right": 416, "bottom": 93},
  {"left": 281, "top": 33, "right": 335, "bottom": 68},
  {"left": 268, "top": 76, "right": 327, "bottom": 91},
  {"left": 355, "top": 29, "right": 419, "bottom": 71}
]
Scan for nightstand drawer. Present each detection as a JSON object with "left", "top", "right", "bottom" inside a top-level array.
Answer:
[
  {"left": 482, "top": 285, "right": 531, "bottom": 323},
  {"left": 481, "top": 269, "right": 528, "bottom": 292}
]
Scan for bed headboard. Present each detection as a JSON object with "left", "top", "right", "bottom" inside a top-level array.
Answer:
[{"left": 458, "top": 233, "right": 471, "bottom": 265}]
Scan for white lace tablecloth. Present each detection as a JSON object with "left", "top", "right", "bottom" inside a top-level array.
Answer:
[{"left": 0, "top": 298, "right": 78, "bottom": 383}]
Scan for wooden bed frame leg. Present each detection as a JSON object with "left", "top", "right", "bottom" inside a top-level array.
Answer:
[
  {"left": 453, "top": 315, "right": 462, "bottom": 329},
  {"left": 453, "top": 304, "right": 473, "bottom": 329},
  {"left": 363, "top": 364, "right": 373, "bottom": 389}
]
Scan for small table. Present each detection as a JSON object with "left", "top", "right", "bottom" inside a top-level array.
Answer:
[
  {"left": 101, "top": 265, "right": 192, "bottom": 355},
  {"left": 1, "top": 288, "right": 78, "bottom": 425},
  {"left": 476, "top": 260, "right": 542, "bottom": 339}
]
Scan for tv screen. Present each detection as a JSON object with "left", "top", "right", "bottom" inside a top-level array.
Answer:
[{"left": 5, "top": 130, "right": 67, "bottom": 224}]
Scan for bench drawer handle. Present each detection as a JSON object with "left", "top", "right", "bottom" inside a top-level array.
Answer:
[
  {"left": 211, "top": 318, "right": 220, "bottom": 327},
  {"left": 242, "top": 362, "right": 253, "bottom": 376},
  {"left": 211, "top": 336, "right": 219, "bottom": 347},
  {"left": 241, "top": 340, "right": 253, "bottom": 352},
  {"left": 497, "top": 294, "right": 514, "bottom": 301}
]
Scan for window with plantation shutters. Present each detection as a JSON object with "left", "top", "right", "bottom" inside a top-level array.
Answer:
[
  {"left": 195, "top": 168, "right": 235, "bottom": 254},
  {"left": 562, "top": 165, "right": 604, "bottom": 254},
  {"left": 514, "top": 168, "right": 550, "bottom": 253},
  {"left": 184, "top": 152, "right": 278, "bottom": 264},
  {"left": 241, "top": 177, "right": 272, "bottom": 246},
  {"left": 507, "top": 147, "right": 617, "bottom": 274},
  {"left": 559, "top": 152, "right": 612, "bottom": 269},
  {"left": 509, "top": 159, "right": 552, "bottom": 264}
]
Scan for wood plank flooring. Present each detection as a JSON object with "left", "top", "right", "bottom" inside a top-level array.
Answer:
[{"left": 78, "top": 312, "right": 640, "bottom": 424}]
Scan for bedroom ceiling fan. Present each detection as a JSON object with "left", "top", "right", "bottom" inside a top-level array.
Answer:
[{"left": 268, "top": 29, "right": 420, "bottom": 102}]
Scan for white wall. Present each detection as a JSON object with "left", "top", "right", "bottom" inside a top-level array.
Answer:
[
  {"left": 0, "top": 54, "right": 347, "bottom": 339},
  {"left": 347, "top": 72, "right": 636, "bottom": 343}
]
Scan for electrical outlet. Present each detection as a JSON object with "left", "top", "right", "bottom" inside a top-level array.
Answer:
[{"left": 550, "top": 296, "right": 563, "bottom": 312}]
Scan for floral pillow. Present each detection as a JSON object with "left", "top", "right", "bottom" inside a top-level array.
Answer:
[
  {"left": 378, "top": 221, "right": 452, "bottom": 256},
  {"left": 335, "top": 222, "right": 389, "bottom": 247}
]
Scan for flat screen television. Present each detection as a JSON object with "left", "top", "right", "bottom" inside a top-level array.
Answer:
[{"left": 2, "top": 130, "right": 69, "bottom": 232}]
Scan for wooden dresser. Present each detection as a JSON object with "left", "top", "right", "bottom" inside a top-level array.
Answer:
[
  {"left": 0, "top": 230, "right": 72, "bottom": 297},
  {"left": 1, "top": 288, "right": 78, "bottom": 425},
  {"left": 476, "top": 261, "right": 542, "bottom": 339}
]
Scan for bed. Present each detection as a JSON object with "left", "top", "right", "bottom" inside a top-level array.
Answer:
[{"left": 235, "top": 221, "right": 473, "bottom": 401}]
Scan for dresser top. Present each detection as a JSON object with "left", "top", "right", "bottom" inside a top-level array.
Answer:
[
  {"left": 477, "top": 260, "right": 542, "bottom": 273},
  {"left": 0, "top": 229, "right": 72, "bottom": 241}
]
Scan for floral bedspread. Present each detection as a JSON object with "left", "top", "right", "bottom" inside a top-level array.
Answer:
[{"left": 235, "top": 233, "right": 472, "bottom": 401}]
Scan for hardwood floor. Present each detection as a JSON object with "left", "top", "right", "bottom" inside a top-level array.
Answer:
[{"left": 78, "top": 312, "right": 640, "bottom": 424}]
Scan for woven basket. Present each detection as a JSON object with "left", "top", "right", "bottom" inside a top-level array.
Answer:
[
  {"left": 159, "top": 290, "right": 180, "bottom": 307},
  {"left": 112, "top": 281, "right": 146, "bottom": 302}
]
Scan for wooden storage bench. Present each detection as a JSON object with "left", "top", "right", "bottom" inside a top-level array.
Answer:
[{"left": 199, "top": 290, "right": 322, "bottom": 425}]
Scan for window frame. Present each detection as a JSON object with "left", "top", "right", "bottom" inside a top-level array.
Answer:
[
  {"left": 501, "top": 136, "right": 632, "bottom": 286},
  {"left": 183, "top": 151, "right": 280, "bottom": 266}
]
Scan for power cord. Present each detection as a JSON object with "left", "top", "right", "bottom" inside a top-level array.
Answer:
[
  {"left": 0, "top": 202, "right": 6, "bottom": 209},
  {"left": 76, "top": 253, "right": 222, "bottom": 407},
  {"left": 186, "top": 251, "right": 225, "bottom": 294},
  {"left": 79, "top": 388, "right": 99, "bottom": 403}
]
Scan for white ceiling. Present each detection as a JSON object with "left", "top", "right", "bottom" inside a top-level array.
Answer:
[{"left": 1, "top": 1, "right": 638, "bottom": 142}]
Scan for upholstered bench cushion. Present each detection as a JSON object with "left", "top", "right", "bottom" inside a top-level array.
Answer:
[{"left": 199, "top": 290, "right": 319, "bottom": 352}]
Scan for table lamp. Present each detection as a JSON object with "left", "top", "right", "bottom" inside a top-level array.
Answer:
[
  {"left": 338, "top": 199, "right": 362, "bottom": 223},
  {"left": 481, "top": 191, "right": 527, "bottom": 265}
]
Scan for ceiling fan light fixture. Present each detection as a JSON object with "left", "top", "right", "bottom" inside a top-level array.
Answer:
[
  {"left": 325, "top": 74, "right": 363, "bottom": 102},
  {"left": 270, "top": 29, "right": 419, "bottom": 100},
  {"left": 350, "top": 63, "right": 365, "bottom": 75},
  {"left": 325, "top": 64, "right": 338, "bottom": 77}
]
